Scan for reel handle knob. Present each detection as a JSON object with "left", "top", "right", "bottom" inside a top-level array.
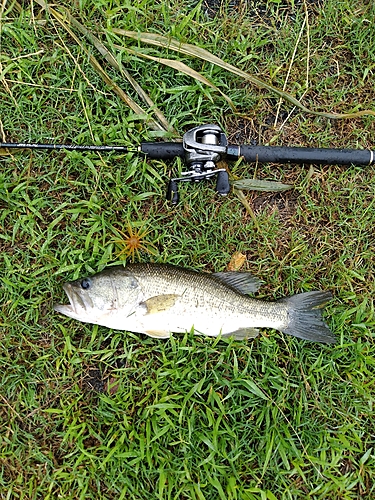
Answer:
[
  {"left": 215, "top": 170, "right": 230, "bottom": 196},
  {"left": 167, "top": 179, "right": 179, "bottom": 204}
]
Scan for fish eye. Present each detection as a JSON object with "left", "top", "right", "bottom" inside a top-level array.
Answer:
[{"left": 80, "top": 278, "right": 92, "bottom": 290}]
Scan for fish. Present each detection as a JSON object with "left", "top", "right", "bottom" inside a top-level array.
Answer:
[{"left": 54, "top": 263, "right": 335, "bottom": 343}]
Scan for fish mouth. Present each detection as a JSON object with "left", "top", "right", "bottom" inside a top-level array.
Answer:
[{"left": 54, "top": 283, "right": 93, "bottom": 317}]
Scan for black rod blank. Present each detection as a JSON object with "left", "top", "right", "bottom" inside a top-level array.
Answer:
[{"left": 0, "top": 142, "right": 130, "bottom": 152}]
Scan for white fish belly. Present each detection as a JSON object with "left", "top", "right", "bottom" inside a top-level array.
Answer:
[{"left": 112, "top": 298, "right": 286, "bottom": 337}]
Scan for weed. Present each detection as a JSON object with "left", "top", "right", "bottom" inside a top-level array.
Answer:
[{"left": 112, "top": 223, "right": 158, "bottom": 262}]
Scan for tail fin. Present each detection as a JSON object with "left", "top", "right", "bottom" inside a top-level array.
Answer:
[{"left": 281, "top": 291, "right": 335, "bottom": 344}]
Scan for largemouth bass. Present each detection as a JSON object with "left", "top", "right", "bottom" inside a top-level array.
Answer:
[{"left": 54, "top": 263, "right": 335, "bottom": 343}]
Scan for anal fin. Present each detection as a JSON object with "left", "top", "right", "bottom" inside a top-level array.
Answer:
[
  {"left": 221, "top": 328, "right": 259, "bottom": 340},
  {"left": 144, "top": 329, "right": 171, "bottom": 339}
]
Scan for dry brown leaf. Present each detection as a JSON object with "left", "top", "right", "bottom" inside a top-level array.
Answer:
[{"left": 227, "top": 252, "right": 247, "bottom": 271}]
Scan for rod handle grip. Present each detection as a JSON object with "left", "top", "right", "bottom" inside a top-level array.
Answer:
[
  {"left": 238, "top": 145, "right": 374, "bottom": 166},
  {"left": 141, "top": 142, "right": 184, "bottom": 160}
]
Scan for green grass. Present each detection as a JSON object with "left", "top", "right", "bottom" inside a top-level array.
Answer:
[{"left": 1, "top": 0, "right": 375, "bottom": 498}]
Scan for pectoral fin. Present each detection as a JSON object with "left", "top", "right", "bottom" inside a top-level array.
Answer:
[
  {"left": 140, "top": 294, "right": 179, "bottom": 315},
  {"left": 222, "top": 328, "right": 259, "bottom": 340}
]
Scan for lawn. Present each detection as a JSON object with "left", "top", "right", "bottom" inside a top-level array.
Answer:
[{"left": 0, "top": 0, "right": 374, "bottom": 498}]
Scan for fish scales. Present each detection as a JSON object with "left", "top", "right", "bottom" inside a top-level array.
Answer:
[{"left": 122, "top": 263, "right": 288, "bottom": 331}]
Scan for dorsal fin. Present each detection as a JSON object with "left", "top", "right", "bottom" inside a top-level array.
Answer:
[{"left": 212, "top": 271, "right": 261, "bottom": 295}]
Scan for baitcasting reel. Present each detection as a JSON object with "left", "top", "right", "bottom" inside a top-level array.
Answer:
[{"left": 166, "top": 124, "right": 230, "bottom": 204}]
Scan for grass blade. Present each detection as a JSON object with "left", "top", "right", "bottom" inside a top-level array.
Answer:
[
  {"left": 231, "top": 179, "right": 292, "bottom": 192},
  {"left": 34, "top": 0, "right": 169, "bottom": 132},
  {"left": 113, "top": 30, "right": 375, "bottom": 120},
  {"left": 117, "top": 46, "right": 236, "bottom": 110},
  {"left": 59, "top": 9, "right": 173, "bottom": 133}
]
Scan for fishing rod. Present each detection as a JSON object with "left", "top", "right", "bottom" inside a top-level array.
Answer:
[{"left": 2, "top": 124, "right": 374, "bottom": 203}]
